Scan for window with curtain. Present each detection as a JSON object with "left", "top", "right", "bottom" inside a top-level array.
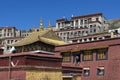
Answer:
[
  {"left": 83, "top": 67, "right": 90, "bottom": 76},
  {"left": 62, "top": 52, "right": 71, "bottom": 62},
  {"left": 97, "top": 49, "right": 107, "bottom": 60},
  {"left": 97, "top": 67, "right": 105, "bottom": 76},
  {"left": 83, "top": 51, "right": 93, "bottom": 61}
]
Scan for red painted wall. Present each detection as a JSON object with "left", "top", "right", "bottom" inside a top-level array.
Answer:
[
  {"left": 26, "top": 58, "right": 61, "bottom": 67},
  {"left": 80, "top": 51, "right": 108, "bottom": 80},
  {"left": 0, "top": 56, "right": 26, "bottom": 66},
  {"left": 0, "top": 70, "right": 26, "bottom": 80},
  {"left": 55, "top": 38, "right": 120, "bottom": 80},
  {"left": 107, "top": 45, "right": 120, "bottom": 80},
  {"left": 0, "top": 54, "right": 62, "bottom": 80}
]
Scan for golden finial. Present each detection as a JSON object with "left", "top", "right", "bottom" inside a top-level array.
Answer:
[
  {"left": 32, "top": 26, "right": 36, "bottom": 32},
  {"left": 48, "top": 21, "right": 51, "bottom": 28},
  {"left": 40, "top": 17, "right": 44, "bottom": 31}
]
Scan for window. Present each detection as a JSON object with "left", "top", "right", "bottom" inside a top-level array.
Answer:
[
  {"left": 62, "top": 52, "right": 71, "bottom": 62},
  {"left": 73, "top": 52, "right": 80, "bottom": 64},
  {"left": 60, "top": 33, "right": 62, "bottom": 35},
  {"left": 94, "top": 37, "right": 97, "bottom": 40},
  {"left": 96, "top": 18, "right": 99, "bottom": 21},
  {"left": 84, "top": 39, "right": 87, "bottom": 42},
  {"left": 94, "top": 29, "right": 96, "bottom": 33},
  {"left": 97, "top": 67, "right": 104, "bottom": 76},
  {"left": 88, "top": 18, "right": 91, "bottom": 22},
  {"left": 83, "top": 51, "right": 93, "bottom": 61},
  {"left": 75, "top": 20, "right": 78, "bottom": 26},
  {"left": 15, "top": 40, "right": 17, "bottom": 42},
  {"left": 72, "top": 40, "right": 77, "bottom": 43},
  {"left": 90, "top": 30, "right": 92, "bottom": 33},
  {"left": 80, "top": 26, "right": 83, "bottom": 28},
  {"left": 7, "top": 40, "right": 10, "bottom": 44},
  {"left": 58, "top": 23, "right": 60, "bottom": 27},
  {"left": 80, "top": 20, "right": 83, "bottom": 25},
  {"left": 90, "top": 25, "right": 92, "bottom": 28},
  {"left": 11, "top": 40, "right": 13, "bottom": 43},
  {"left": 96, "top": 49, "right": 107, "bottom": 60},
  {"left": 71, "top": 21, "right": 74, "bottom": 26},
  {"left": 7, "top": 33, "right": 9, "bottom": 36},
  {"left": 83, "top": 67, "right": 90, "bottom": 76},
  {"left": 84, "top": 20, "right": 88, "bottom": 24}
]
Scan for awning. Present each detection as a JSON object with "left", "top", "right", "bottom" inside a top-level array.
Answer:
[
  {"left": 62, "top": 76, "right": 73, "bottom": 78},
  {"left": 97, "top": 67, "right": 104, "bottom": 70},
  {"left": 83, "top": 67, "right": 90, "bottom": 70}
]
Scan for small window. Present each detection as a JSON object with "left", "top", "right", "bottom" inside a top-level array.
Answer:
[
  {"left": 83, "top": 67, "right": 90, "bottom": 76},
  {"left": 11, "top": 40, "right": 13, "bottom": 43},
  {"left": 97, "top": 67, "right": 104, "bottom": 76},
  {"left": 72, "top": 40, "right": 77, "bottom": 43},
  {"left": 60, "top": 33, "right": 62, "bottom": 35},
  {"left": 94, "top": 29, "right": 96, "bottom": 33},
  {"left": 71, "top": 21, "right": 74, "bottom": 26},
  {"left": 58, "top": 23, "right": 60, "bottom": 27},
  {"left": 96, "top": 18, "right": 99, "bottom": 21},
  {"left": 80, "top": 20, "right": 83, "bottom": 25},
  {"left": 75, "top": 20, "right": 78, "bottom": 26},
  {"left": 88, "top": 18, "right": 91, "bottom": 22},
  {"left": 84, "top": 20, "right": 88, "bottom": 24},
  {"left": 90, "top": 25, "right": 92, "bottom": 28}
]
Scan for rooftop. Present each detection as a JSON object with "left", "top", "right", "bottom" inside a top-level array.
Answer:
[{"left": 8, "top": 28, "right": 68, "bottom": 46}]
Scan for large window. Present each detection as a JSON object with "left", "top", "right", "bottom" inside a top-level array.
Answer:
[
  {"left": 96, "top": 49, "right": 107, "bottom": 60},
  {"left": 62, "top": 52, "right": 71, "bottom": 62},
  {"left": 73, "top": 52, "right": 80, "bottom": 64},
  {"left": 83, "top": 51, "right": 93, "bottom": 61}
]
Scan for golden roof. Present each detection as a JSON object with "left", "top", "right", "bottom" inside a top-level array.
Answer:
[
  {"left": 39, "top": 37, "right": 68, "bottom": 46},
  {"left": 8, "top": 29, "right": 68, "bottom": 47}
]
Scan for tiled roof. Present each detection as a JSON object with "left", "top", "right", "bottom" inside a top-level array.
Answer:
[{"left": 8, "top": 28, "right": 68, "bottom": 46}]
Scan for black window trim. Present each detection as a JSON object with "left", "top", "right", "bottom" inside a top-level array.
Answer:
[
  {"left": 82, "top": 50, "right": 93, "bottom": 61},
  {"left": 96, "top": 49, "right": 108, "bottom": 61}
]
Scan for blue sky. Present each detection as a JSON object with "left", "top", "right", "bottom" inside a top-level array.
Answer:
[{"left": 0, "top": 0, "right": 120, "bottom": 30}]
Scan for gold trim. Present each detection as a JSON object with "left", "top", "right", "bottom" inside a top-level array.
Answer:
[
  {"left": 81, "top": 46, "right": 108, "bottom": 51},
  {"left": 60, "top": 46, "right": 108, "bottom": 53},
  {"left": 71, "top": 49, "right": 80, "bottom": 52},
  {"left": 60, "top": 50, "right": 71, "bottom": 53}
]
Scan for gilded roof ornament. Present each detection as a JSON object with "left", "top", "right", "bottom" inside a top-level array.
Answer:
[
  {"left": 40, "top": 17, "right": 44, "bottom": 31},
  {"left": 48, "top": 21, "right": 51, "bottom": 28}
]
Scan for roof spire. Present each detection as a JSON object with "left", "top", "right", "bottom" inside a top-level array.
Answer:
[
  {"left": 40, "top": 17, "right": 43, "bottom": 31},
  {"left": 48, "top": 21, "right": 51, "bottom": 28}
]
